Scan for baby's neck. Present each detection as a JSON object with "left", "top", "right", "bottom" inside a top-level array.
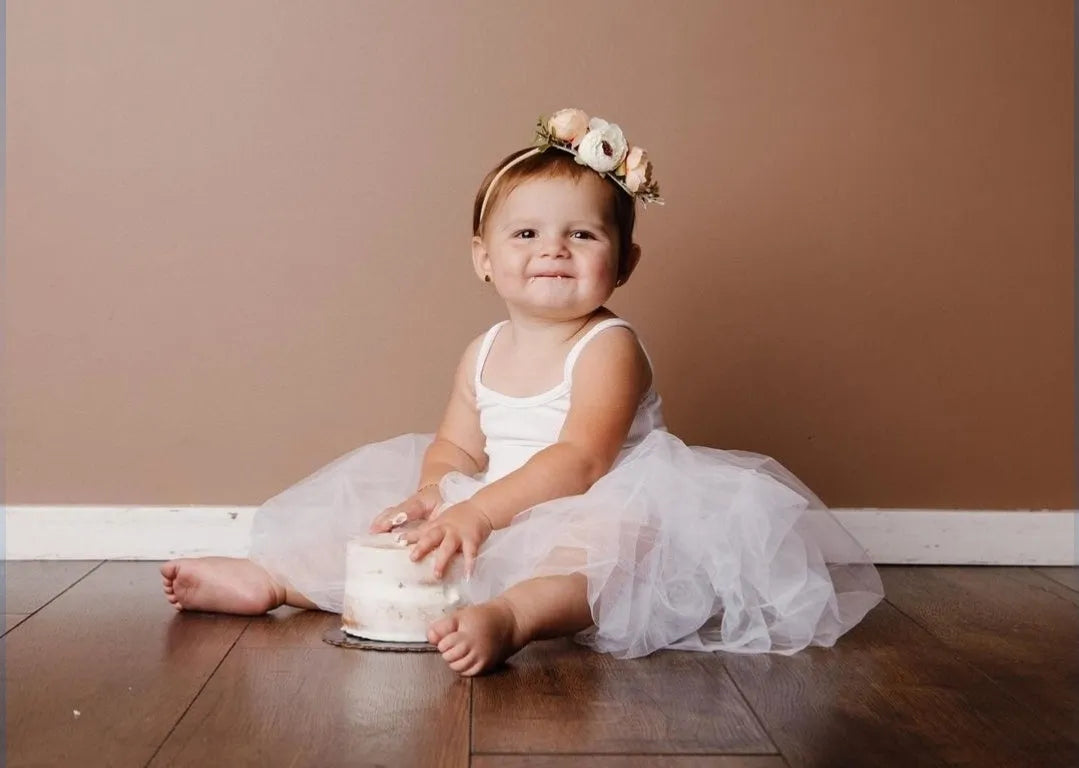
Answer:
[{"left": 503, "top": 308, "right": 613, "bottom": 352}]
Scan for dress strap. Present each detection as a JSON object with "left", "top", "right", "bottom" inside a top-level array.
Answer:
[
  {"left": 563, "top": 318, "right": 654, "bottom": 382},
  {"left": 474, "top": 320, "right": 509, "bottom": 391}
]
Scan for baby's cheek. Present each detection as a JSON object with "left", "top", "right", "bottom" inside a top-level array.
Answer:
[
  {"left": 595, "top": 263, "right": 618, "bottom": 286},
  {"left": 583, "top": 257, "right": 616, "bottom": 281}
]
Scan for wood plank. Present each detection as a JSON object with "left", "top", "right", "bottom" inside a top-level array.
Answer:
[
  {"left": 2, "top": 560, "right": 101, "bottom": 613},
  {"left": 473, "top": 758, "right": 788, "bottom": 768},
  {"left": 473, "top": 638, "right": 775, "bottom": 755},
  {"left": 235, "top": 604, "right": 341, "bottom": 647},
  {"left": 150, "top": 605, "right": 469, "bottom": 767},
  {"left": 1033, "top": 566, "right": 1079, "bottom": 593},
  {"left": 4, "top": 614, "right": 30, "bottom": 635},
  {"left": 879, "top": 566, "right": 1079, "bottom": 756},
  {"left": 723, "top": 595, "right": 1072, "bottom": 768},
  {"left": 5, "top": 562, "right": 250, "bottom": 767}
]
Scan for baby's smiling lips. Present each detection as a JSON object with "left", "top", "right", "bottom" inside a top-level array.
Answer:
[{"left": 531, "top": 273, "right": 574, "bottom": 279}]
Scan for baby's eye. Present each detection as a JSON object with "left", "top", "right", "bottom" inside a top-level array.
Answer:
[
  {"left": 571, "top": 231, "right": 594, "bottom": 240},
  {"left": 514, "top": 229, "right": 537, "bottom": 239}
]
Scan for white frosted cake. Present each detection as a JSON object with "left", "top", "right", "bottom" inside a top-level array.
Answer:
[{"left": 342, "top": 532, "right": 464, "bottom": 643}]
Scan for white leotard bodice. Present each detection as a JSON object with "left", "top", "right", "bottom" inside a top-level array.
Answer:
[{"left": 474, "top": 318, "right": 667, "bottom": 483}]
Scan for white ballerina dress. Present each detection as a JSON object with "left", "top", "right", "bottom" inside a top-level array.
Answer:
[{"left": 249, "top": 318, "right": 885, "bottom": 658}]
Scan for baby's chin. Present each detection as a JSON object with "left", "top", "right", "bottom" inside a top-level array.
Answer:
[{"left": 504, "top": 293, "right": 609, "bottom": 321}]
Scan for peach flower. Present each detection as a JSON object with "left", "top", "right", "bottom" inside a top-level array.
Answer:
[
  {"left": 623, "top": 146, "right": 653, "bottom": 193},
  {"left": 547, "top": 108, "right": 590, "bottom": 147}
]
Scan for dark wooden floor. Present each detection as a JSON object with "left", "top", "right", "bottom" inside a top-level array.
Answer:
[{"left": 3, "top": 562, "right": 1078, "bottom": 767}]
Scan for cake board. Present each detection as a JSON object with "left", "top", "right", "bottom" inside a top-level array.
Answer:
[{"left": 322, "top": 628, "right": 438, "bottom": 653}]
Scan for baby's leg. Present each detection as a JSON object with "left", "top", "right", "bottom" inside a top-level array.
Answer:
[
  {"left": 428, "top": 573, "right": 592, "bottom": 677},
  {"left": 160, "top": 556, "right": 317, "bottom": 615}
]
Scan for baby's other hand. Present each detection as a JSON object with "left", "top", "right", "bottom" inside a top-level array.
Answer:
[
  {"left": 369, "top": 484, "right": 443, "bottom": 533},
  {"left": 400, "top": 501, "right": 494, "bottom": 580}
]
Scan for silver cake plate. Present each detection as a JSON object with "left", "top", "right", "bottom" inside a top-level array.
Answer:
[{"left": 322, "top": 627, "right": 438, "bottom": 653}]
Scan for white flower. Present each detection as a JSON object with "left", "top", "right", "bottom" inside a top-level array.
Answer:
[
  {"left": 574, "top": 117, "right": 628, "bottom": 174},
  {"left": 547, "top": 108, "right": 590, "bottom": 147}
]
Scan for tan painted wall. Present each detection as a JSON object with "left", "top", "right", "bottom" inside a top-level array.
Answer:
[{"left": 5, "top": 1, "right": 1073, "bottom": 509}]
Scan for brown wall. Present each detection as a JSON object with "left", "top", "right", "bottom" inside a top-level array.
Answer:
[{"left": 5, "top": 1, "right": 1073, "bottom": 509}]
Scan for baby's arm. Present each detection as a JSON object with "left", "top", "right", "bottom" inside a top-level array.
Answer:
[
  {"left": 468, "top": 326, "right": 652, "bottom": 529},
  {"left": 416, "top": 333, "right": 489, "bottom": 488},
  {"left": 369, "top": 334, "right": 488, "bottom": 533},
  {"left": 402, "top": 326, "right": 650, "bottom": 577}
]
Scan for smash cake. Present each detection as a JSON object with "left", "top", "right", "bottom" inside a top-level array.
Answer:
[{"left": 341, "top": 531, "right": 465, "bottom": 643}]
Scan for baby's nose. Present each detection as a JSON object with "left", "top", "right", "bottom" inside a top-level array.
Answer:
[{"left": 539, "top": 237, "right": 571, "bottom": 258}]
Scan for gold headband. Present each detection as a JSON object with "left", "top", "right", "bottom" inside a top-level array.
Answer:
[{"left": 477, "top": 147, "right": 543, "bottom": 225}]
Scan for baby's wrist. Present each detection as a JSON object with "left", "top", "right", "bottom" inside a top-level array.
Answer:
[
  {"left": 416, "top": 481, "right": 440, "bottom": 493},
  {"left": 465, "top": 497, "right": 499, "bottom": 532}
]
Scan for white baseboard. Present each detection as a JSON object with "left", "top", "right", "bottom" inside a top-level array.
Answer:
[
  {"left": 4, "top": 506, "right": 256, "bottom": 560},
  {"left": 2, "top": 505, "right": 1077, "bottom": 565}
]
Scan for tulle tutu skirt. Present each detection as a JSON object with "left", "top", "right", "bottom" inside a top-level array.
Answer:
[{"left": 249, "top": 431, "right": 884, "bottom": 658}]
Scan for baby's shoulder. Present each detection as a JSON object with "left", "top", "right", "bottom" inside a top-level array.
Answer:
[
  {"left": 571, "top": 318, "right": 653, "bottom": 389},
  {"left": 446, "top": 329, "right": 491, "bottom": 401},
  {"left": 463, "top": 328, "right": 488, "bottom": 357},
  {"left": 462, "top": 329, "right": 489, "bottom": 372},
  {"left": 582, "top": 312, "right": 645, "bottom": 351}
]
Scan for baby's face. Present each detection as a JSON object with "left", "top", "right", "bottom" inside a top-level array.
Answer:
[{"left": 478, "top": 174, "right": 620, "bottom": 320}]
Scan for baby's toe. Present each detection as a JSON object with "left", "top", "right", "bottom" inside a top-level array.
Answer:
[
  {"left": 440, "top": 638, "right": 470, "bottom": 664},
  {"left": 160, "top": 561, "right": 179, "bottom": 580},
  {"left": 449, "top": 652, "right": 476, "bottom": 673},
  {"left": 436, "top": 630, "right": 465, "bottom": 654},
  {"left": 428, "top": 615, "right": 458, "bottom": 645}
]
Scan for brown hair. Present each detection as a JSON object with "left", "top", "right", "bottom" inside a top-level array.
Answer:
[{"left": 472, "top": 148, "right": 637, "bottom": 281}]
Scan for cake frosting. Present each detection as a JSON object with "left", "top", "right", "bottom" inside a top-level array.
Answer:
[{"left": 341, "top": 532, "right": 464, "bottom": 642}]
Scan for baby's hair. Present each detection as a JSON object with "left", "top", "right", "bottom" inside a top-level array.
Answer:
[{"left": 472, "top": 148, "right": 637, "bottom": 281}]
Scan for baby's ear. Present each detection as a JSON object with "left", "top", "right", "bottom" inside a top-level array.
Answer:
[
  {"left": 471, "top": 236, "right": 491, "bottom": 283},
  {"left": 619, "top": 243, "right": 642, "bottom": 284}
]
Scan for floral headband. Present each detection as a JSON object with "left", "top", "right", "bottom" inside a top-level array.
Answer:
[{"left": 478, "top": 107, "right": 664, "bottom": 224}]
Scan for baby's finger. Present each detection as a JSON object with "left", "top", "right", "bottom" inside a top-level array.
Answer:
[
  {"left": 373, "top": 513, "right": 409, "bottom": 533},
  {"left": 389, "top": 499, "right": 422, "bottom": 527},
  {"left": 409, "top": 527, "right": 444, "bottom": 563},
  {"left": 461, "top": 538, "right": 479, "bottom": 581},
  {"left": 401, "top": 496, "right": 433, "bottom": 521},
  {"left": 432, "top": 534, "right": 461, "bottom": 579},
  {"left": 369, "top": 507, "right": 396, "bottom": 533},
  {"left": 400, "top": 520, "right": 433, "bottom": 545},
  {"left": 373, "top": 497, "right": 430, "bottom": 533}
]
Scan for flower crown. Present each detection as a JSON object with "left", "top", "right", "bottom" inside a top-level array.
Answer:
[
  {"left": 534, "top": 108, "right": 664, "bottom": 206},
  {"left": 478, "top": 108, "right": 664, "bottom": 225}
]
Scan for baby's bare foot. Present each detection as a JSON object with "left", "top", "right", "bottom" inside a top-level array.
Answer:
[
  {"left": 160, "top": 557, "right": 285, "bottom": 615},
  {"left": 427, "top": 597, "right": 525, "bottom": 676}
]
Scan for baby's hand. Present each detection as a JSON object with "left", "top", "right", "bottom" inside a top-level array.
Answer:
[
  {"left": 400, "top": 501, "right": 494, "bottom": 580},
  {"left": 369, "top": 485, "right": 443, "bottom": 533}
]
